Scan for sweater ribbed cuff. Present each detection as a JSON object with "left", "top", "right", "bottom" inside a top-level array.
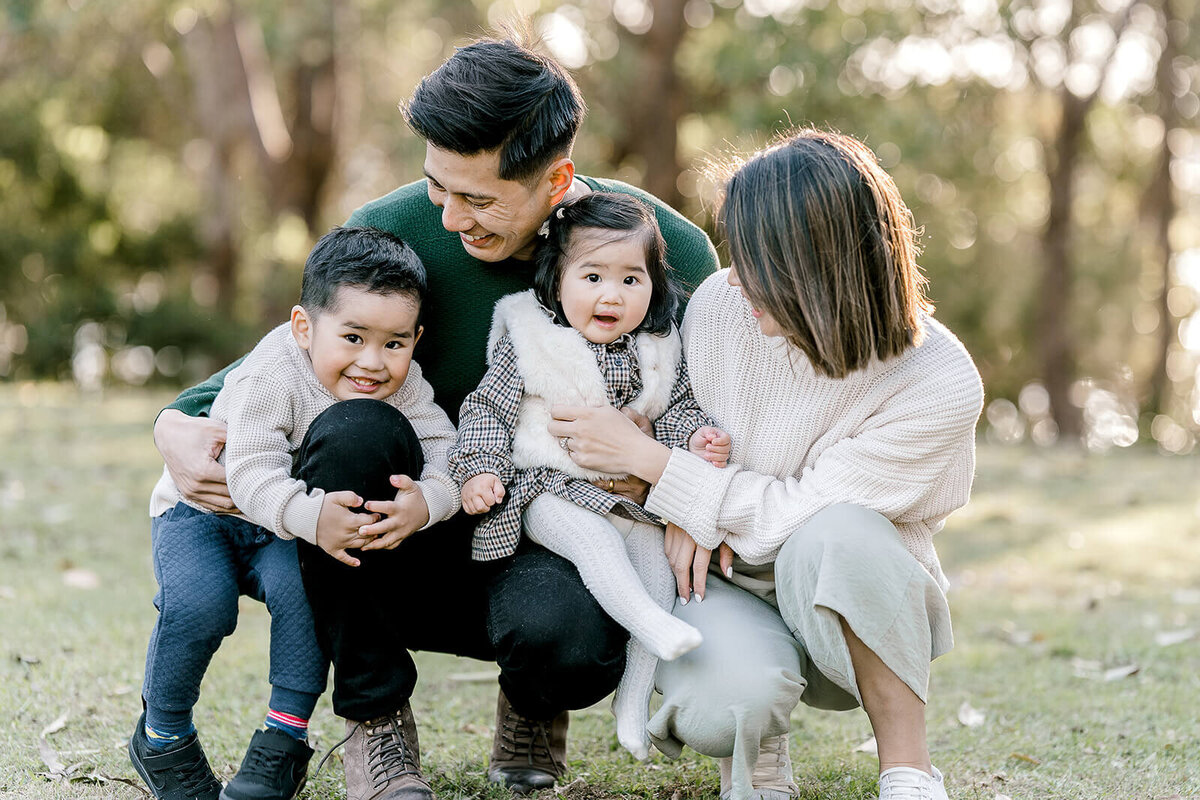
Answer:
[
  {"left": 281, "top": 488, "right": 325, "bottom": 545},
  {"left": 644, "top": 448, "right": 731, "bottom": 550},
  {"left": 416, "top": 479, "right": 454, "bottom": 529}
]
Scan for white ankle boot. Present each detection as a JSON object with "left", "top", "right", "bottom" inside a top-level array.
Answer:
[{"left": 717, "top": 734, "right": 799, "bottom": 799}]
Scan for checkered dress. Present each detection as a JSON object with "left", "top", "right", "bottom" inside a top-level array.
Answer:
[{"left": 450, "top": 331, "right": 713, "bottom": 561}]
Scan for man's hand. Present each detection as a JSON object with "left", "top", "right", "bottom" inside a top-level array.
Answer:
[
  {"left": 315, "top": 490, "right": 379, "bottom": 567},
  {"left": 153, "top": 409, "right": 237, "bottom": 512},
  {"left": 461, "top": 473, "right": 506, "bottom": 515},
  {"left": 360, "top": 476, "right": 431, "bottom": 550},
  {"left": 664, "top": 522, "right": 735, "bottom": 603},
  {"left": 689, "top": 426, "right": 732, "bottom": 469},
  {"left": 592, "top": 475, "right": 651, "bottom": 506}
]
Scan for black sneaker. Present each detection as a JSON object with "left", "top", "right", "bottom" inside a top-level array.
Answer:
[
  {"left": 219, "top": 728, "right": 313, "bottom": 800},
  {"left": 128, "top": 712, "right": 222, "bottom": 800}
]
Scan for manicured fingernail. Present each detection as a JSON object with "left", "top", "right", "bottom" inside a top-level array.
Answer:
[
  {"left": 694, "top": 593, "right": 703, "bottom": 603},
  {"left": 679, "top": 595, "right": 689, "bottom": 606},
  {"left": 725, "top": 567, "right": 733, "bottom": 579}
]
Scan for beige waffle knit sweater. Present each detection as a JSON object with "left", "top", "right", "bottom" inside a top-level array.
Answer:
[
  {"left": 149, "top": 323, "right": 459, "bottom": 544},
  {"left": 644, "top": 272, "right": 984, "bottom": 591}
]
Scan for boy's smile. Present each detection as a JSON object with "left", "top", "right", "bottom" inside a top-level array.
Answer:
[{"left": 291, "top": 286, "right": 423, "bottom": 401}]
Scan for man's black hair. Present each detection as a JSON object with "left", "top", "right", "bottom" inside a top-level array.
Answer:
[
  {"left": 300, "top": 226, "right": 427, "bottom": 318},
  {"left": 402, "top": 36, "right": 585, "bottom": 184},
  {"left": 533, "top": 193, "right": 679, "bottom": 337}
]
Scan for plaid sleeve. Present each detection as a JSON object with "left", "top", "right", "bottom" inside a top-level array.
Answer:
[
  {"left": 448, "top": 335, "right": 523, "bottom": 486},
  {"left": 652, "top": 357, "right": 716, "bottom": 451}
]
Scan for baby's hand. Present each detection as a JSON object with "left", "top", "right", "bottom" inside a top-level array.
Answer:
[
  {"left": 316, "top": 490, "right": 378, "bottom": 567},
  {"left": 462, "top": 473, "right": 506, "bottom": 515},
  {"left": 360, "top": 475, "right": 429, "bottom": 551},
  {"left": 689, "top": 426, "right": 731, "bottom": 468}
]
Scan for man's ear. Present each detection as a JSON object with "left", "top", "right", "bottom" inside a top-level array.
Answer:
[
  {"left": 291, "top": 305, "right": 312, "bottom": 350},
  {"left": 546, "top": 157, "right": 576, "bottom": 205}
]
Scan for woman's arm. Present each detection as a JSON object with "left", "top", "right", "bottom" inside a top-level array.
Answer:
[
  {"left": 547, "top": 403, "right": 673, "bottom": 485},
  {"left": 647, "top": 373, "right": 984, "bottom": 562}
]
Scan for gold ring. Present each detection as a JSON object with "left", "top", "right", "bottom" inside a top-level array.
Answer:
[{"left": 607, "top": 478, "right": 615, "bottom": 492}]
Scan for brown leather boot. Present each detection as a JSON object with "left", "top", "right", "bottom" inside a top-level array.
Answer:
[
  {"left": 486, "top": 690, "right": 568, "bottom": 795},
  {"left": 341, "top": 704, "right": 433, "bottom": 800}
]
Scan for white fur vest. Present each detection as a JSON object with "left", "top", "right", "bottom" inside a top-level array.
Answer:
[{"left": 487, "top": 290, "right": 682, "bottom": 481}]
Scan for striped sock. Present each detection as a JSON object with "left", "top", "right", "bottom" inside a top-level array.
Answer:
[{"left": 264, "top": 709, "right": 309, "bottom": 740}]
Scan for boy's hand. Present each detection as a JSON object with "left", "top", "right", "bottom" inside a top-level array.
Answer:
[
  {"left": 316, "top": 490, "right": 378, "bottom": 567},
  {"left": 689, "top": 426, "right": 732, "bottom": 468},
  {"left": 462, "top": 473, "right": 505, "bottom": 515},
  {"left": 360, "top": 475, "right": 430, "bottom": 550}
]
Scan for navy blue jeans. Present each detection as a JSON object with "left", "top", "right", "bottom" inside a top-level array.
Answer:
[
  {"left": 142, "top": 504, "right": 327, "bottom": 714},
  {"left": 294, "top": 399, "right": 629, "bottom": 721}
]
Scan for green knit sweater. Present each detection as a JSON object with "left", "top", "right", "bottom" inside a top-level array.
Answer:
[{"left": 166, "top": 177, "right": 719, "bottom": 424}]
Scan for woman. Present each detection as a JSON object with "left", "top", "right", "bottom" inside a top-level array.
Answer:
[{"left": 548, "top": 128, "right": 984, "bottom": 800}]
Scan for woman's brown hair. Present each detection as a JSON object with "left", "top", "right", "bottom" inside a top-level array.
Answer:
[{"left": 718, "top": 128, "right": 931, "bottom": 378}]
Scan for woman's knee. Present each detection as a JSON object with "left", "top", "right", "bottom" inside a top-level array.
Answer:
[{"left": 777, "top": 504, "right": 903, "bottom": 574}]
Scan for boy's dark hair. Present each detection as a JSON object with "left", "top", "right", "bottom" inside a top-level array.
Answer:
[
  {"left": 718, "top": 127, "right": 930, "bottom": 378},
  {"left": 402, "top": 32, "right": 585, "bottom": 185},
  {"left": 533, "top": 193, "right": 679, "bottom": 337},
  {"left": 300, "top": 226, "right": 427, "bottom": 318}
]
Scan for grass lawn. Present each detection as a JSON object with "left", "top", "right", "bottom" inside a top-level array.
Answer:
[{"left": 1, "top": 383, "right": 1198, "bottom": 799}]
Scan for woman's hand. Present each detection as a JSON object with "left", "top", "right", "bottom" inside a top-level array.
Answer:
[
  {"left": 664, "top": 523, "right": 735, "bottom": 603},
  {"left": 153, "top": 409, "right": 237, "bottom": 512},
  {"left": 548, "top": 404, "right": 671, "bottom": 484}
]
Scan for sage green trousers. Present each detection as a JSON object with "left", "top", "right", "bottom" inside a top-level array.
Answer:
[{"left": 647, "top": 504, "right": 954, "bottom": 800}]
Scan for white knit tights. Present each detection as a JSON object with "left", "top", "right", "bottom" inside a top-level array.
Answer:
[{"left": 523, "top": 493, "right": 702, "bottom": 759}]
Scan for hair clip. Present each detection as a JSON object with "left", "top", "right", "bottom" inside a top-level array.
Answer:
[
  {"left": 556, "top": 207, "right": 566, "bottom": 219},
  {"left": 538, "top": 220, "right": 550, "bottom": 238}
]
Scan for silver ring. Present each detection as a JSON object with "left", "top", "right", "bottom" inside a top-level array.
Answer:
[{"left": 559, "top": 436, "right": 571, "bottom": 452}]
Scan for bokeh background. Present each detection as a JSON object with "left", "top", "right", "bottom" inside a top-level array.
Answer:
[{"left": 2, "top": 0, "right": 1199, "bottom": 448}]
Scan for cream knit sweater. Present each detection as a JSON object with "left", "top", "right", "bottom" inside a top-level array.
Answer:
[
  {"left": 149, "top": 323, "right": 459, "bottom": 544},
  {"left": 644, "top": 272, "right": 984, "bottom": 591}
]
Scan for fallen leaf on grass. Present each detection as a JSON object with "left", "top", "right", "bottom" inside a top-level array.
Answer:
[
  {"left": 1008, "top": 752, "right": 1041, "bottom": 765},
  {"left": 1103, "top": 664, "right": 1140, "bottom": 681},
  {"left": 1154, "top": 629, "right": 1196, "bottom": 647},
  {"left": 62, "top": 568, "right": 100, "bottom": 589},
  {"left": 36, "top": 712, "right": 71, "bottom": 778},
  {"left": 461, "top": 723, "right": 489, "bottom": 735},
  {"left": 553, "top": 777, "right": 585, "bottom": 795},
  {"left": 41, "top": 712, "right": 69, "bottom": 737},
  {"left": 995, "top": 794, "right": 1013, "bottom": 800},
  {"left": 15, "top": 653, "right": 40, "bottom": 665},
  {"left": 957, "top": 701, "right": 986, "bottom": 728},
  {"left": 853, "top": 736, "right": 878, "bottom": 755}
]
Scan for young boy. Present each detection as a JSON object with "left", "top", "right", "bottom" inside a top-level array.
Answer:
[{"left": 131, "top": 226, "right": 459, "bottom": 800}]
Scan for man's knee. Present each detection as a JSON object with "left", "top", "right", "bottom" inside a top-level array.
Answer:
[
  {"left": 490, "top": 546, "right": 627, "bottom": 714},
  {"left": 296, "top": 399, "right": 422, "bottom": 498}
]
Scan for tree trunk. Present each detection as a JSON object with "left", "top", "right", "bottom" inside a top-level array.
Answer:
[
  {"left": 1145, "top": 0, "right": 1182, "bottom": 416},
  {"left": 181, "top": 8, "right": 259, "bottom": 317},
  {"left": 614, "top": 0, "right": 689, "bottom": 209},
  {"left": 1037, "top": 86, "right": 1086, "bottom": 440}
]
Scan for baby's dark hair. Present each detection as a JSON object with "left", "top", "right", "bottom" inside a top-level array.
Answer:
[
  {"left": 533, "top": 193, "right": 678, "bottom": 336},
  {"left": 300, "top": 226, "right": 427, "bottom": 318}
]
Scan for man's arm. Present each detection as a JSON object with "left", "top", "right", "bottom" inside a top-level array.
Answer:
[{"left": 153, "top": 357, "right": 245, "bottom": 511}]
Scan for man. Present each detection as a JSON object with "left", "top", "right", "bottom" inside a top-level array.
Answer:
[{"left": 152, "top": 31, "right": 717, "bottom": 800}]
